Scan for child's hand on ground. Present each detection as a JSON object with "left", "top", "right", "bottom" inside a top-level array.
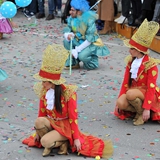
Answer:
[{"left": 10, "top": 21, "right": 18, "bottom": 28}]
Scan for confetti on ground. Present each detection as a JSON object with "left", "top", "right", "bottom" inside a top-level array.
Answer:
[{"left": 0, "top": 4, "right": 160, "bottom": 160}]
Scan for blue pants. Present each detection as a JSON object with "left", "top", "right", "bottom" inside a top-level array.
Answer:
[
  {"left": 54, "top": 0, "right": 62, "bottom": 10},
  {"left": 26, "top": 0, "right": 38, "bottom": 13},
  {"left": 37, "top": 0, "right": 55, "bottom": 14},
  {"left": 152, "top": 0, "right": 160, "bottom": 21},
  {"left": 63, "top": 39, "right": 98, "bottom": 70}
]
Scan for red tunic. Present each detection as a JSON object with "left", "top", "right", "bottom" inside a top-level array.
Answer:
[
  {"left": 114, "top": 55, "right": 160, "bottom": 120},
  {"left": 23, "top": 84, "right": 113, "bottom": 158}
]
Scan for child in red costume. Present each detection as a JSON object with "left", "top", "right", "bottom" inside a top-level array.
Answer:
[
  {"left": 114, "top": 19, "right": 160, "bottom": 125},
  {"left": 22, "top": 43, "right": 113, "bottom": 159}
]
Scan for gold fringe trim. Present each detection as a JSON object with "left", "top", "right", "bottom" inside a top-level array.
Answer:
[
  {"left": 145, "top": 57, "right": 160, "bottom": 71},
  {"left": 62, "top": 84, "right": 78, "bottom": 102},
  {"left": 124, "top": 55, "right": 160, "bottom": 71},
  {"left": 33, "top": 82, "right": 78, "bottom": 102},
  {"left": 33, "top": 82, "right": 47, "bottom": 99},
  {"left": 102, "top": 140, "right": 114, "bottom": 159},
  {"left": 124, "top": 55, "right": 132, "bottom": 67}
]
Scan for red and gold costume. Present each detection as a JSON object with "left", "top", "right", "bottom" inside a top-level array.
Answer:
[
  {"left": 114, "top": 54, "right": 160, "bottom": 120},
  {"left": 23, "top": 83, "right": 113, "bottom": 158}
]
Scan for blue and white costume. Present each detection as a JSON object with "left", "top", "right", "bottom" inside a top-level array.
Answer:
[
  {"left": 63, "top": 0, "right": 110, "bottom": 70},
  {"left": 0, "top": 68, "right": 8, "bottom": 81}
]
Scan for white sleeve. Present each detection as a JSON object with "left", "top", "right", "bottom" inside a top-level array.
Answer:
[{"left": 75, "top": 40, "right": 91, "bottom": 52}]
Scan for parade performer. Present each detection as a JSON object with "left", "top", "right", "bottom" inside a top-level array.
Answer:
[
  {"left": 114, "top": 19, "right": 160, "bottom": 126},
  {"left": 22, "top": 44, "right": 113, "bottom": 159},
  {"left": 63, "top": 0, "right": 110, "bottom": 70},
  {"left": 0, "top": 0, "right": 8, "bottom": 80},
  {"left": 0, "top": 0, "right": 17, "bottom": 40},
  {"left": 0, "top": 0, "right": 12, "bottom": 40},
  {"left": 0, "top": 68, "right": 8, "bottom": 81},
  {"left": 0, "top": 16, "right": 12, "bottom": 39}
]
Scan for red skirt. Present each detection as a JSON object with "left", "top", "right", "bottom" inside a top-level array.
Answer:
[
  {"left": 47, "top": 117, "right": 113, "bottom": 158},
  {"left": 22, "top": 117, "right": 113, "bottom": 159},
  {"left": 114, "top": 88, "right": 160, "bottom": 121}
]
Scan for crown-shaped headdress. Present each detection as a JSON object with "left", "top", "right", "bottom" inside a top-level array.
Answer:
[
  {"left": 124, "top": 19, "right": 159, "bottom": 54},
  {"left": 34, "top": 44, "right": 69, "bottom": 85},
  {"left": 70, "top": 0, "right": 90, "bottom": 12}
]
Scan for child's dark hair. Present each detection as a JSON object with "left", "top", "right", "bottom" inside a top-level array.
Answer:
[
  {"left": 54, "top": 85, "right": 62, "bottom": 114},
  {"left": 128, "top": 57, "right": 136, "bottom": 88}
]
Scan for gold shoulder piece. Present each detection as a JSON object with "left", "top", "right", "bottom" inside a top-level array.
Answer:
[
  {"left": 124, "top": 55, "right": 132, "bottom": 66},
  {"left": 33, "top": 82, "right": 47, "bottom": 99},
  {"left": 62, "top": 84, "right": 78, "bottom": 102},
  {"left": 145, "top": 57, "right": 160, "bottom": 71}
]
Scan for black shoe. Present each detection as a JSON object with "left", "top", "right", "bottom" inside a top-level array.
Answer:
[
  {"left": 46, "top": 14, "right": 55, "bottom": 20},
  {"left": 64, "top": 64, "right": 80, "bottom": 70},
  {"left": 24, "top": 11, "right": 35, "bottom": 18},
  {"left": 36, "top": 12, "right": 45, "bottom": 19},
  {"left": 55, "top": 10, "right": 62, "bottom": 17},
  {"left": 23, "top": 8, "right": 29, "bottom": 14},
  {"left": 54, "top": 10, "right": 58, "bottom": 15}
]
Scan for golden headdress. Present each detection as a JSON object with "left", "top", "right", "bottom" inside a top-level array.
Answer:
[
  {"left": 34, "top": 44, "right": 69, "bottom": 85},
  {"left": 124, "top": 19, "right": 159, "bottom": 54}
]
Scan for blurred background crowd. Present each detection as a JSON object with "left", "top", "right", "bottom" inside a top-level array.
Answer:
[{"left": 4, "top": 0, "right": 160, "bottom": 35}]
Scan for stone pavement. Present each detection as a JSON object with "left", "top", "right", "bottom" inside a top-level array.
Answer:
[{"left": 0, "top": 7, "right": 160, "bottom": 160}]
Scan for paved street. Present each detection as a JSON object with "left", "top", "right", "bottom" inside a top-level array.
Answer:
[{"left": 0, "top": 6, "right": 160, "bottom": 160}]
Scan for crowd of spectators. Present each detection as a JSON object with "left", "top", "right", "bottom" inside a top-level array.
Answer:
[{"left": 7, "top": 0, "right": 160, "bottom": 35}]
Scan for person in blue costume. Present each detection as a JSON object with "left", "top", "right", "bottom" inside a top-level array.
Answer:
[
  {"left": 0, "top": 68, "right": 8, "bottom": 81},
  {"left": 63, "top": 0, "right": 110, "bottom": 70}
]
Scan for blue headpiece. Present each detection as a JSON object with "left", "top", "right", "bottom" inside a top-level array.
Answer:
[{"left": 70, "top": 0, "right": 90, "bottom": 12}]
